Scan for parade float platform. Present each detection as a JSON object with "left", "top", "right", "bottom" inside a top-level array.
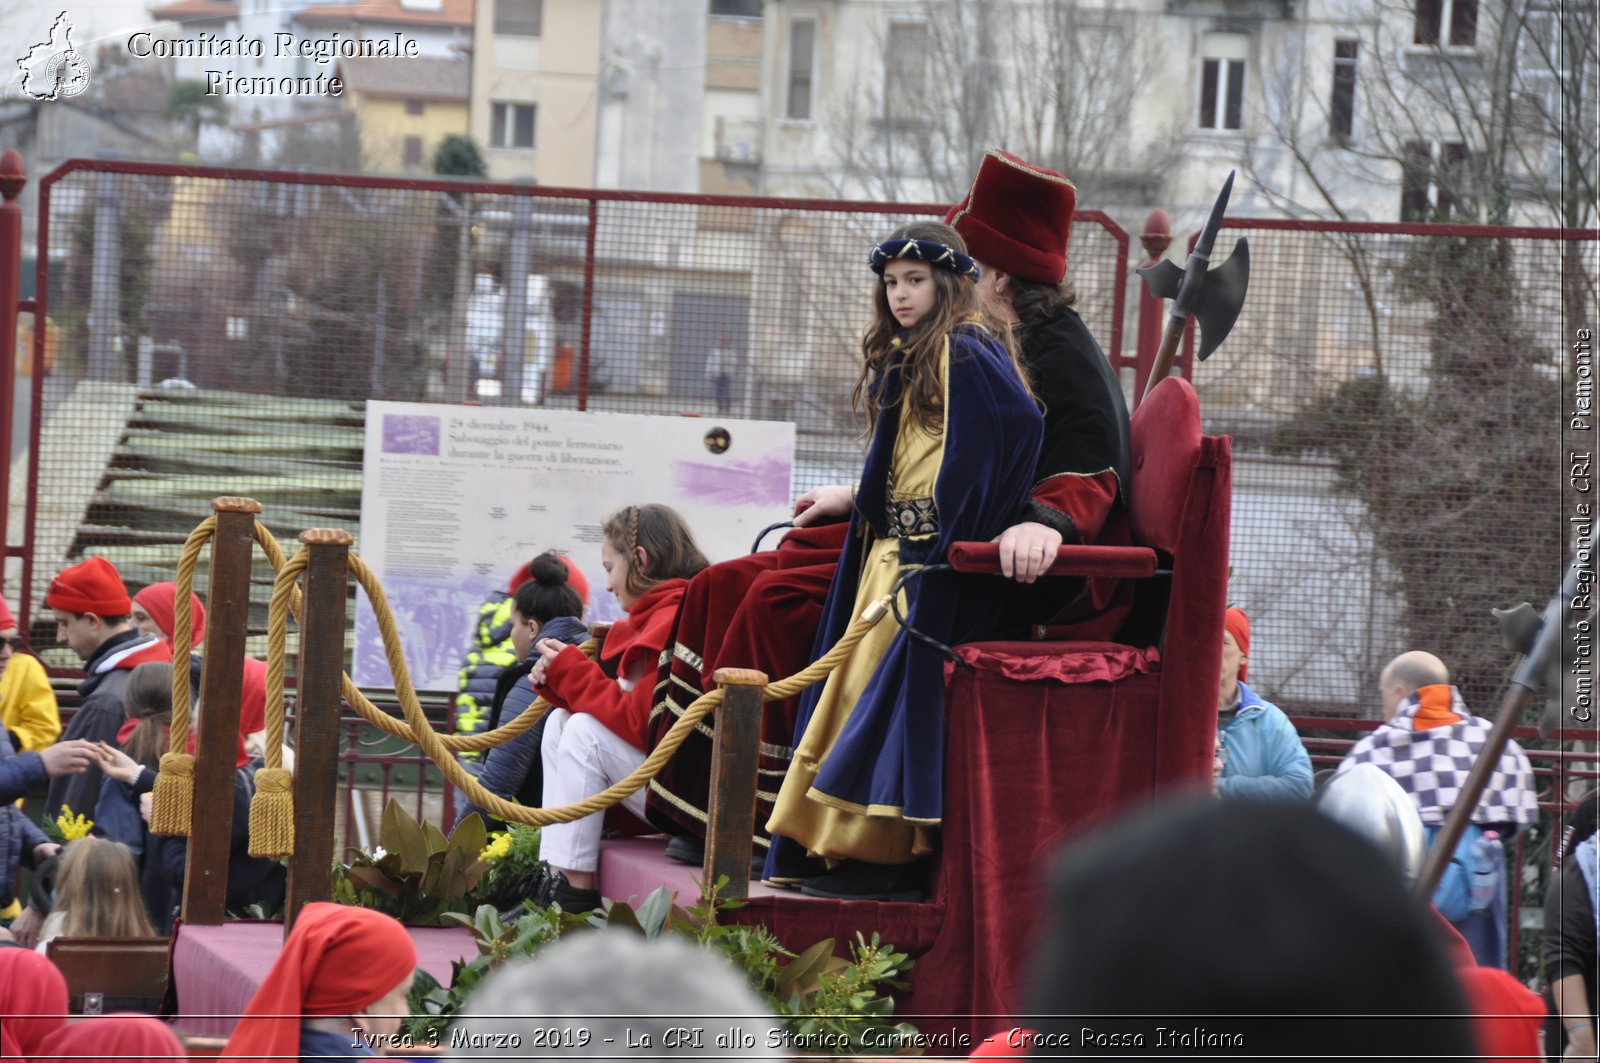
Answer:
[{"left": 170, "top": 922, "right": 475, "bottom": 1039}]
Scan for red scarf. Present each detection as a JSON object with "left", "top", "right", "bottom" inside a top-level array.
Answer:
[
  {"left": 0, "top": 949, "right": 68, "bottom": 1058},
  {"left": 602, "top": 579, "right": 689, "bottom": 683},
  {"left": 131, "top": 582, "right": 206, "bottom": 646},
  {"left": 44, "top": 1015, "right": 184, "bottom": 1063},
  {"left": 222, "top": 903, "right": 416, "bottom": 1063}
]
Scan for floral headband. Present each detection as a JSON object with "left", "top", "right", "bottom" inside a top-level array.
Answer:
[{"left": 869, "top": 238, "right": 981, "bottom": 281}]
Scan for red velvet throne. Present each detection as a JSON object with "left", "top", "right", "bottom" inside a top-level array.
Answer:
[{"left": 728, "top": 377, "right": 1232, "bottom": 1039}]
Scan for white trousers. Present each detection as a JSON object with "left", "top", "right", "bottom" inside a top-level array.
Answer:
[{"left": 539, "top": 708, "right": 648, "bottom": 873}]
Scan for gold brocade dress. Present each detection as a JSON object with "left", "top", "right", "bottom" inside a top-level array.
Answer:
[{"left": 765, "top": 354, "right": 946, "bottom": 869}]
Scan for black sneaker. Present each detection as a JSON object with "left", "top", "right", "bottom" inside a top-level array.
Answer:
[
  {"left": 666, "top": 835, "right": 765, "bottom": 877},
  {"left": 531, "top": 865, "right": 603, "bottom": 913},
  {"left": 798, "top": 859, "right": 928, "bottom": 902}
]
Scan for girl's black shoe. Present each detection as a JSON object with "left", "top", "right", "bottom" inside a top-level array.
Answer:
[{"left": 798, "top": 859, "right": 927, "bottom": 902}]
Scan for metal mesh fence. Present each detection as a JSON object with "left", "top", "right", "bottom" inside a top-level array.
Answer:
[
  {"left": 12, "top": 162, "right": 1129, "bottom": 675},
  {"left": 1198, "top": 219, "right": 1593, "bottom": 718},
  {"left": 10, "top": 161, "right": 1588, "bottom": 718}
]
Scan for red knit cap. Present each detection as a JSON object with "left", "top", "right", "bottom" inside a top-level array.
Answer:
[
  {"left": 46, "top": 555, "right": 132, "bottom": 616},
  {"left": 944, "top": 149, "right": 1077, "bottom": 284},
  {"left": 0, "top": 593, "right": 14, "bottom": 630},
  {"left": 1224, "top": 607, "right": 1250, "bottom": 682}
]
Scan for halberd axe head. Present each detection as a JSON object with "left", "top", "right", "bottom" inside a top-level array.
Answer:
[{"left": 1137, "top": 237, "right": 1250, "bottom": 361}]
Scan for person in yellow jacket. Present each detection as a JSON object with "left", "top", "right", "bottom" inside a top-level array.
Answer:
[
  {"left": 0, "top": 594, "right": 62, "bottom": 921},
  {"left": 0, "top": 595, "right": 60, "bottom": 753}
]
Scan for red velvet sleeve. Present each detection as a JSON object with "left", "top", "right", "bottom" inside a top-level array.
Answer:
[
  {"left": 536, "top": 645, "right": 653, "bottom": 750},
  {"left": 1029, "top": 469, "right": 1120, "bottom": 545}
]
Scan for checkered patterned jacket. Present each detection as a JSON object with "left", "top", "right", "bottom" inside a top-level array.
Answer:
[{"left": 1332, "top": 685, "right": 1538, "bottom": 829}]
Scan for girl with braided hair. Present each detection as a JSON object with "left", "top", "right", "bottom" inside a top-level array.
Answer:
[
  {"left": 527, "top": 503, "right": 708, "bottom": 910},
  {"left": 764, "top": 221, "right": 1043, "bottom": 900}
]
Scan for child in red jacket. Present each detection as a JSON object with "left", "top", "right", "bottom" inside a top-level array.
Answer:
[{"left": 529, "top": 504, "right": 708, "bottom": 911}]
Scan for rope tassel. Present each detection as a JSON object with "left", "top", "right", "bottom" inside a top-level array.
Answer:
[
  {"left": 247, "top": 548, "right": 308, "bottom": 860},
  {"left": 148, "top": 752, "right": 195, "bottom": 836},
  {"left": 247, "top": 766, "right": 295, "bottom": 858}
]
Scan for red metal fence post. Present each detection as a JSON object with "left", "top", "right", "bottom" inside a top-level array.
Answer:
[
  {"left": 1132, "top": 208, "right": 1171, "bottom": 408},
  {"left": 0, "top": 150, "right": 25, "bottom": 563}
]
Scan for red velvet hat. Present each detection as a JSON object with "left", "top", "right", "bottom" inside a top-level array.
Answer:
[
  {"left": 45, "top": 555, "right": 132, "bottom": 616},
  {"left": 944, "top": 149, "right": 1077, "bottom": 285}
]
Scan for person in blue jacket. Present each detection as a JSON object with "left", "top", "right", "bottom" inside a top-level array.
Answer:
[
  {"left": 1216, "top": 607, "right": 1313, "bottom": 800},
  {"left": 0, "top": 736, "right": 97, "bottom": 944},
  {"left": 455, "top": 553, "right": 588, "bottom": 830}
]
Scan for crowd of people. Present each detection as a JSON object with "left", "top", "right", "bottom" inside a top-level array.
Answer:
[{"left": 0, "top": 146, "right": 1592, "bottom": 1060}]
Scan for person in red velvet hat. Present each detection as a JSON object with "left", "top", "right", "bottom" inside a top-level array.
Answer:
[
  {"left": 643, "top": 150, "right": 1133, "bottom": 874},
  {"left": 946, "top": 149, "right": 1133, "bottom": 632},
  {"left": 451, "top": 552, "right": 589, "bottom": 755},
  {"left": 43, "top": 555, "right": 171, "bottom": 821},
  {"left": 0, "top": 591, "right": 60, "bottom": 754}
]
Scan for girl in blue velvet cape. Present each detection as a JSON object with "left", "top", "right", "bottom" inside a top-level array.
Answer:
[{"left": 765, "top": 222, "right": 1043, "bottom": 899}]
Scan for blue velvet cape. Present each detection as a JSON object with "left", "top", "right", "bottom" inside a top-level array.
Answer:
[{"left": 766, "top": 325, "right": 1043, "bottom": 878}]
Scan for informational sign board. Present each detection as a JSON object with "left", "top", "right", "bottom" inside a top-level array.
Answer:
[{"left": 354, "top": 401, "right": 796, "bottom": 691}]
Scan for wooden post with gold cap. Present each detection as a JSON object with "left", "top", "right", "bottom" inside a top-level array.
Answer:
[
  {"left": 703, "top": 668, "right": 767, "bottom": 899},
  {"left": 180, "top": 498, "right": 262, "bottom": 926},
  {"left": 283, "top": 528, "right": 351, "bottom": 934}
]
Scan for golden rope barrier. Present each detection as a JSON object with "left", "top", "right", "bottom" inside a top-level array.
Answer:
[
  {"left": 151, "top": 512, "right": 891, "bottom": 855},
  {"left": 148, "top": 515, "right": 219, "bottom": 835}
]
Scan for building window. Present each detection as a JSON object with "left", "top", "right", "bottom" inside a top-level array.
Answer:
[
  {"left": 495, "top": 0, "right": 542, "bottom": 37},
  {"left": 884, "top": 21, "right": 929, "bottom": 123},
  {"left": 1199, "top": 58, "right": 1245, "bottom": 130},
  {"left": 403, "top": 136, "right": 424, "bottom": 168},
  {"left": 1516, "top": 8, "right": 1562, "bottom": 129},
  {"left": 1400, "top": 140, "right": 1470, "bottom": 220},
  {"left": 491, "top": 102, "right": 536, "bottom": 149},
  {"left": 786, "top": 16, "right": 816, "bottom": 120},
  {"left": 405, "top": 99, "right": 425, "bottom": 116},
  {"left": 1413, "top": 0, "right": 1477, "bottom": 46},
  {"left": 1330, "top": 40, "right": 1357, "bottom": 140},
  {"left": 1436, "top": 141, "right": 1469, "bottom": 217},
  {"left": 710, "top": 0, "right": 763, "bottom": 15}
]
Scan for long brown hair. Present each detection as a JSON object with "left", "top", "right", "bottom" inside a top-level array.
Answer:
[
  {"left": 121, "top": 661, "right": 173, "bottom": 770},
  {"left": 56, "top": 838, "right": 157, "bottom": 939},
  {"left": 601, "top": 504, "right": 710, "bottom": 601},
  {"left": 1008, "top": 274, "right": 1078, "bottom": 322},
  {"left": 853, "top": 221, "right": 1027, "bottom": 435}
]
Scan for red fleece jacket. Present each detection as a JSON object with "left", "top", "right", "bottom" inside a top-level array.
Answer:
[{"left": 536, "top": 580, "right": 687, "bottom": 750}]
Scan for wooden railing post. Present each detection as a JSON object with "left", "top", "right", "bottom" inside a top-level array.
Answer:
[
  {"left": 283, "top": 529, "right": 351, "bottom": 935},
  {"left": 179, "top": 497, "right": 261, "bottom": 926},
  {"left": 703, "top": 668, "right": 767, "bottom": 899}
]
